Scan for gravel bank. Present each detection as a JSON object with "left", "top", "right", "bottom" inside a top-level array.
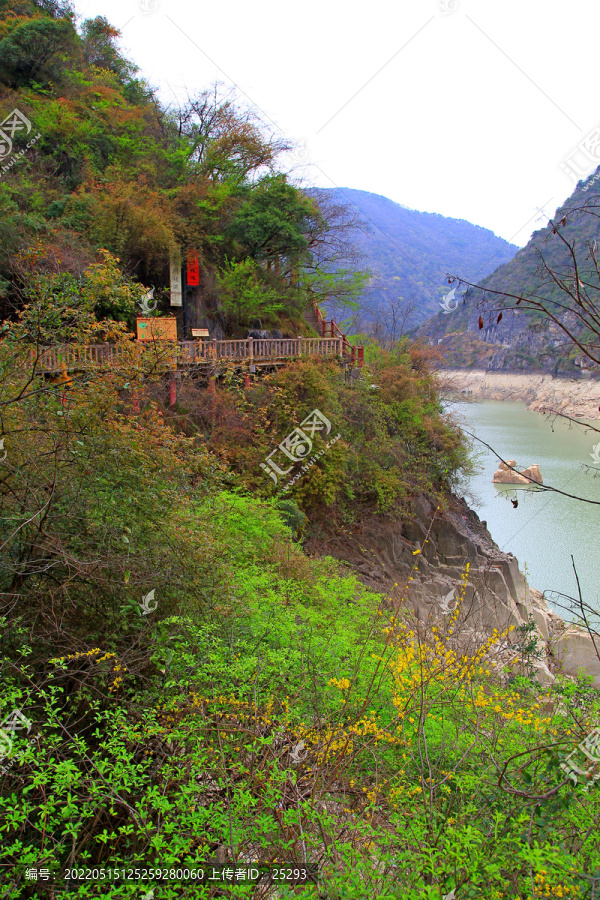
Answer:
[{"left": 437, "top": 369, "right": 600, "bottom": 420}]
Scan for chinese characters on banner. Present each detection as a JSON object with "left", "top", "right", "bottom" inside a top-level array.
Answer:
[{"left": 186, "top": 250, "right": 200, "bottom": 286}]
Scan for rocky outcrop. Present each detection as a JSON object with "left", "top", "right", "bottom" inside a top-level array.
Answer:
[
  {"left": 492, "top": 460, "right": 543, "bottom": 485},
  {"left": 553, "top": 628, "right": 600, "bottom": 689},
  {"left": 313, "top": 494, "right": 599, "bottom": 689},
  {"left": 522, "top": 464, "right": 543, "bottom": 484}
]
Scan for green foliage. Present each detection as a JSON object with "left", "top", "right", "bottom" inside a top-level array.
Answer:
[
  {"left": 0, "top": 16, "right": 76, "bottom": 88},
  {"left": 0, "top": 4, "right": 370, "bottom": 333},
  {"left": 1, "top": 6, "right": 597, "bottom": 900},
  {"left": 1, "top": 491, "right": 598, "bottom": 898},
  {"left": 179, "top": 85, "right": 287, "bottom": 185},
  {"left": 511, "top": 615, "right": 545, "bottom": 681},
  {"left": 226, "top": 174, "right": 315, "bottom": 264},
  {"left": 198, "top": 354, "right": 468, "bottom": 519},
  {"left": 80, "top": 16, "right": 137, "bottom": 83},
  {"left": 0, "top": 304, "right": 228, "bottom": 686},
  {"left": 216, "top": 257, "right": 284, "bottom": 328},
  {"left": 12, "top": 250, "right": 144, "bottom": 342},
  {"left": 274, "top": 498, "right": 308, "bottom": 538},
  {"left": 80, "top": 249, "right": 141, "bottom": 322},
  {"left": 0, "top": 289, "right": 595, "bottom": 896},
  {"left": 299, "top": 267, "right": 368, "bottom": 316}
]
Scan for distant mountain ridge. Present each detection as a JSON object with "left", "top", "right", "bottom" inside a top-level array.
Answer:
[
  {"left": 413, "top": 168, "right": 600, "bottom": 375},
  {"left": 320, "top": 188, "right": 518, "bottom": 329}
]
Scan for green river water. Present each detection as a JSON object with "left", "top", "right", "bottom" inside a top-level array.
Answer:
[{"left": 447, "top": 399, "right": 600, "bottom": 618}]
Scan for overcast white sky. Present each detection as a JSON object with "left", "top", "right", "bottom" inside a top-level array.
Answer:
[{"left": 72, "top": 0, "right": 600, "bottom": 247}]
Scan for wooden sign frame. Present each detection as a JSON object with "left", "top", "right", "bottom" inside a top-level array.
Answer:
[{"left": 136, "top": 317, "right": 178, "bottom": 341}]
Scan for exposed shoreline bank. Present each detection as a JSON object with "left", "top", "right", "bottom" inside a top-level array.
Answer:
[{"left": 437, "top": 369, "right": 600, "bottom": 420}]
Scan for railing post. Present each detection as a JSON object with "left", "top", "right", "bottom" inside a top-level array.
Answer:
[
  {"left": 358, "top": 347, "right": 364, "bottom": 367},
  {"left": 338, "top": 336, "right": 343, "bottom": 357},
  {"left": 248, "top": 336, "right": 253, "bottom": 365},
  {"left": 298, "top": 336, "right": 303, "bottom": 358}
]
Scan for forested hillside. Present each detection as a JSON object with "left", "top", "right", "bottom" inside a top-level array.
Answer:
[
  {"left": 0, "top": 0, "right": 365, "bottom": 336},
  {"left": 1, "top": 3, "right": 599, "bottom": 898},
  {"left": 318, "top": 187, "right": 517, "bottom": 334},
  {"left": 414, "top": 172, "right": 600, "bottom": 374}
]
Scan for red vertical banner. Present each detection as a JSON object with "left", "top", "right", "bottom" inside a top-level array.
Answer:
[{"left": 186, "top": 250, "right": 200, "bottom": 286}]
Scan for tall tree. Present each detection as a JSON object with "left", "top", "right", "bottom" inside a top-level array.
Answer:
[
  {"left": 226, "top": 174, "right": 315, "bottom": 266},
  {"left": 177, "top": 84, "right": 289, "bottom": 184},
  {"left": 80, "top": 16, "right": 137, "bottom": 83},
  {"left": 0, "top": 15, "right": 76, "bottom": 87}
]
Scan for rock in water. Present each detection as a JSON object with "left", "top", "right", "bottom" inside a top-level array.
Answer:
[
  {"left": 521, "top": 464, "right": 543, "bottom": 484},
  {"left": 492, "top": 460, "right": 543, "bottom": 485}
]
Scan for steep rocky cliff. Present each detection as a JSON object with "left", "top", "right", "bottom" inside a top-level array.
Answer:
[
  {"left": 414, "top": 305, "right": 597, "bottom": 376},
  {"left": 309, "top": 494, "right": 600, "bottom": 689},
  {"left": 411, "top": 169, "right": 600, "bottom": 376}
]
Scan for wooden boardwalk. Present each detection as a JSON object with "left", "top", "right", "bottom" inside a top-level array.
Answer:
[{"left": 30, "top": 335, "right": 364, "bottom": 375}]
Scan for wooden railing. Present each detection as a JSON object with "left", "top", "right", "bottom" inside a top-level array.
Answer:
[
  {"left": 312, "top": 300, "right": 364, "bottom": 367},
  {"left": 178, "top": 336, "right": 343, "bottom": 365},
  {"left": 27, "top": 336, "right": 350, "bottom": 374},
  {"left": 33, "top": 343, "right": 133, "bottom": 373}
]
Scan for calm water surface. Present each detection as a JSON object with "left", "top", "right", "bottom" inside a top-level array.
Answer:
[{"left": 447, "top": 400, "right": 600, "bottom": 616}]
